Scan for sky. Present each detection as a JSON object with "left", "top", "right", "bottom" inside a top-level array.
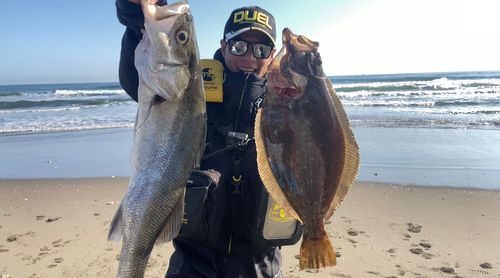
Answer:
[{"left": 0, "top": 0, "right": 499, "bottom": 85}]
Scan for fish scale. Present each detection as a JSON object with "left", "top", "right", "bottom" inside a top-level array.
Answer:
[{"left": 108, "top": 1, "right": 206, "bottom": 277}]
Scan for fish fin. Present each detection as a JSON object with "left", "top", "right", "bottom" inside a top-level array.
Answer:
[
  {"left": 133, "top": 109, "right": 139, "bottom": 140},
  {"left": 255, "top": 109, "right": 302, "bottom": 222},
  {"left": 135, "top": 94, "right": 164, "bottom": 132},
  {"left": 324, "top": 78, "right": 360, "bottom": 220},
  {"left": 299, "top": 233, "right": 337, "bottom": 270},
  {"left": 155, "top": 188, "right": 185, "bottom": 246},
  {"left": 108, "top": 203, "right": 123, "bottom": 243}
]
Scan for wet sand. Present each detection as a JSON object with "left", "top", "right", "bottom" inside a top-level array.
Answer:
[
  {"left": 1, "top": 178, "right": 499, "bottom": 278},
  {"left": 2, "top": 127, "right": 499, "bottom": 190}
]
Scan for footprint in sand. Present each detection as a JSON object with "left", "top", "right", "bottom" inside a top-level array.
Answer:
[
  {"left": 410, "top": 248, "right": 424, "bottom": 255},
  {"left": 479, "top": 262, "right": 492, "bottom": 269},
  {"left": 47, "top": 264, "right": 57, "bottom": 268},
  {"left": 341, "top": 216, "right": 352, "bottom": 224},
  {"left": 347, "top": 238, "right": 357, "bottom": 244},
  {"left": 394, "top": 264, "right": 406, "bottom": 276},
  {"left": 422, "top": 253, "right": 435, "bottom": 259},
  {"left": 0, "top": 248, "right": 9, "bottom": 253},
  {"left": 52, "top": 239, "right": 63, "bottom": 247},
  {"left": 25, "top": 231, "right": 36, "bottom": 237},
  {"left": 36, "top": 215, "right": 45, "bottom": 221},
  {"left": 471, "top": 269, "right": 491, "bottom": 275},
  {"left": 23, "top": 255, "right": 34, "bottom": 261},
  {"left": 46, "top": 217, "right": 62, "bottom": 223},
  {"left": 40, "top": 246, "right": 51, "bottom": 252},
  {"left": 406, "top": 223, "right": 422, "bottom": 233},
  {"left": 440, "top": 267, "right": 455, "bottom": 274},
  {"left": 54, "top": 257, "right": 64, "bottom": 263},
  {"left": 410, "top": 241, "right": 435, "bottom": 259},
  {"left": 420, "top": 241, "right": 432, "bottom": 249},
  {"left": 347, "top": 228, "right": 359, "bottom": 236}
]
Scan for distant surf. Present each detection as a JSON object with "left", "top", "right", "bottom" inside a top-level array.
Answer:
[{"left": 1, "top": 71, "right": 499, "bottom": 134}]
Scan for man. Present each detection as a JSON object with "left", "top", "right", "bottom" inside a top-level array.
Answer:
[{"left": 116, "top": 1, "right": 288, "bottom": 277}]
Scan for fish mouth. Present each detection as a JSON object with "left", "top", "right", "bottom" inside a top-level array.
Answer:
[
  {"left": 270, "top": 86, "right": 302, "bottom": 101},
  {"left": 152, "top": 62, "right": 185, "bottom": 71}
]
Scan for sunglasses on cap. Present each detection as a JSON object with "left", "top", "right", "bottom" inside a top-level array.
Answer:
[{"left": 227, "top": 39, "right": 274, "bottom": 59}]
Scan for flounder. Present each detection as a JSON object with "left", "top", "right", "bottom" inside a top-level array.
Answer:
[{"left": 255, "top": 28, "right": 360, "bottom": 270}]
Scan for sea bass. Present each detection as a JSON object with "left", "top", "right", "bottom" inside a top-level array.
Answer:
[
  {"left": 255, "top": 28, "right": 359, "bottom": 270},
  {"left": 108, "top": 1, "right": 206, "bottom": 277}
]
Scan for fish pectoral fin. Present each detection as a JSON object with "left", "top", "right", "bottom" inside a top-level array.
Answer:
[
  {"left": 135, "top": 95, "right": 165, "bottom": 132},
  {"left": 155, "top": 188, "right": 185, "bottom": 246},
  {"left": 108, "top": 203, "right": 123, "bottom": 244}
]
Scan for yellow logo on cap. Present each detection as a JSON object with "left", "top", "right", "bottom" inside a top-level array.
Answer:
[{"left": 234, "top": 10, "right": 272, "bottom": 30}]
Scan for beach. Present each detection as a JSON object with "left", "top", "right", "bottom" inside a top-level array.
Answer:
[
  {"left": 1, "top": 179, "right": 499, "bottom": 278},
  {"left": 1, "top": 127, "right": 499, "bottom": 278}
]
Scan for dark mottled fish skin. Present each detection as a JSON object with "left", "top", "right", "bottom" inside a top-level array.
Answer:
[
  {"left": 108, "top": 1, "right": 206, "bottom": 277},
  {"left": 255, "top": 28, "right": 359, "bottom": 270}
]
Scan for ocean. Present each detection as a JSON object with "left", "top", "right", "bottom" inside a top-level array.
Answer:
[
  {"left": 1, "top": 71, "right": 499, "bottom": 189},
  {"left": 332, "top": 71, "right": 500, "bottom": 130},
  {"left": 1, "top": 70, "right": 499, "bottom": 134}
]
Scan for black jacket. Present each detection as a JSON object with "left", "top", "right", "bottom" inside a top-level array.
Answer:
[{"left": 116, "top": 0, "right": 271, "bottom": 254}]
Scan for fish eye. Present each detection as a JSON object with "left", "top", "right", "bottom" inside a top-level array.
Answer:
[
  {"left": 291, "top": 51, "right": 308, "bottom": 75},
  {"left": 176, "top": 30, "right": 189, "bottom": 44}
]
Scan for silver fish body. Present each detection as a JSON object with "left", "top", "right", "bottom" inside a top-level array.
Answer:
[{"left": 108, "top": 1, "right": 206, "bottom": 277}]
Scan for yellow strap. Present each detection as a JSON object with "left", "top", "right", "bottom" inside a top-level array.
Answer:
[{"left": 232, "top": 175, "right": 242, "bottom": 182}]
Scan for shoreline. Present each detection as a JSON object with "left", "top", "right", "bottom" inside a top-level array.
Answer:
[
  {"left": 1, "top": 178, "right": 499, "bottom": 277},
  {"left": 1, "top": 126, "right": 499, "bottom": 190}
]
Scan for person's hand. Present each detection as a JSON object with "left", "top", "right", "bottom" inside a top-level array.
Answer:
[{"left": 127, "top": 0, "right": 141, "bottom": 4}]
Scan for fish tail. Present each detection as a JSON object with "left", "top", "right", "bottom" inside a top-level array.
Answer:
[{"left": 299, "top": 233, "right": 337, "bottom": 270}]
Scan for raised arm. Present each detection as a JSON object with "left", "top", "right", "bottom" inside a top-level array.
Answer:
[{"left": 115, "top": 0, "right": 144, "bottom": 102}]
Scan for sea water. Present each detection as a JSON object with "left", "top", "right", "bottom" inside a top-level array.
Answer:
[
  {"left": 1, "top": 71, "right": 499, "bottom": 134},
  {"left": 332, "top": 71, "right": 500, "bottom": 130}
]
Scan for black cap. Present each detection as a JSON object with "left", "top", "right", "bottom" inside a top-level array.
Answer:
[{"left": 223, "top": 6, "right": 276, "bottom": 46}]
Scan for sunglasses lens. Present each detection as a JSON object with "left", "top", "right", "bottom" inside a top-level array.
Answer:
[
  {"left": 253, "top": 43, "right": 272, "bottom": 59},
  {"left": 230, "top": 41, "right": 248, "bottom": 56},
  {"left": 229, "top": 40, "right": 273, "bottom": 59}
]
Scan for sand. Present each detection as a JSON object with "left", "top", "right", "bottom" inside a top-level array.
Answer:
[{"left": 1, "top": 178, "right": 499, "bottom": 278}]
